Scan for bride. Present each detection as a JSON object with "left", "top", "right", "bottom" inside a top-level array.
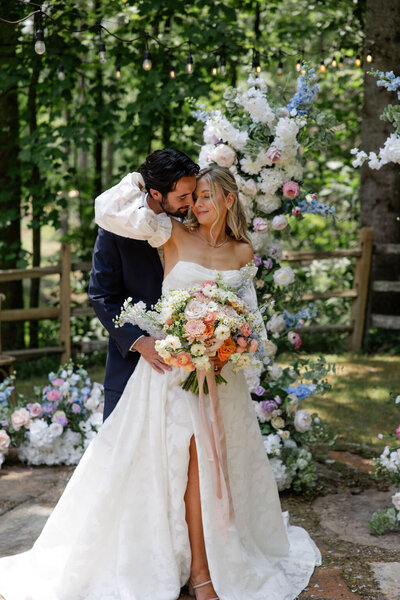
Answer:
[{"left": 0, "top": 165, "right": 320, "bottom": 600}]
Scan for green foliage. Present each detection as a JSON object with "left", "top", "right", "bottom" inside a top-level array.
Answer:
[{"left": 368, "top": 507, "right": 399, "bottom": 536}]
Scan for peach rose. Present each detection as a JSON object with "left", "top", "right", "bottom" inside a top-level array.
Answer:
[
  {"left": 11, "top": 408, "right": 31, "bottom": 431},
  {"left": 203, "top": 323, "right": 215, "bottom": 339},
  {"left": 0, "top": 430, "right": 11, "bottom": 452},
  {"left": 237, "top": 336, "right": 248, "bottom": 348},
  {"left": 217, "top": 337, "right": 237, "bottom": 361},
  {"left": 240, "top": 323, "right": 252, "bottom": 337},
  {"left": 204, "top": 312, "right": 217, "bottom": 325},
  {"left": 248, "top": 338, "right": 258, "bottom": 353}
]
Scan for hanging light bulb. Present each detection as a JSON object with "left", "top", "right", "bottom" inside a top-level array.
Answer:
[
  {"left": 212, "top": 59, "right": 217, "bottom": 76},
  {"left": 98, "top": 39, "right": 106, "bottom": 63},
  {"left": 355, "top": 54, "right": 361, "bottom": 67},
  {"left": 220, "top": 54, "right": 226, "bottom": 75},
  {"left": 143, "top": 49, "right": 152, "bottom": 71},
  {"left": 338, "top": 56, "right": 344, "bottom": 68},
  {"left": 115, "top": 56, "right": 121, "bottom": 80},
  {"left": 186, "top": 53, "right": 194, "bottom": 74},
  {"left": 366, "top": 50, "right": 373, "bottom": 63},
  {"left": 331, "top": 56, "right": 337, "bottom": 68},
  {"left": 35, "top": 27, "right": 46, "bottom": 55},
  {"left": 277, "top": 59, "right": 283, "bottom": 76},
  {"left": 169, "top": 61, "right": 176, "bottom": 79},
  {"left": 300, "top": 65, "right": 306, "bottom": 74},
  {"left": 58, "top": 63, "right": 65, "bottom": 81},
  {"left": 296, "top": 58, "right": 302, "bottom": 71},
  {"left": 319, "top": 59, "right": 326, "bottom": 73}
]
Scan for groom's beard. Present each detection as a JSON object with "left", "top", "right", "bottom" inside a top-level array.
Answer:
[{"left": 160, "top": 196, "right": 190, "bottom": 218}]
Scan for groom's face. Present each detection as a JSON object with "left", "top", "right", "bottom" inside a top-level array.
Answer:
[{"left": 160, "top": 176, "right": 196, "bottom": 217}]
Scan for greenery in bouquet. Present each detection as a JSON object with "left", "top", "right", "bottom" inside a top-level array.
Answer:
[
  {"left": 352, "top": 70, "right": 400, "bottom": 170},
  {"left": 369, "top": 393, "right": 400, "bottom": 535},
  {"left": 193, "top": 68, "right": 336, "bottom": 491},
  {"left": 115, "top": 272, "right": 268, "bottom": 394},
  {"left": 0, "top": 363, "right": 104, "bottom": 467}
]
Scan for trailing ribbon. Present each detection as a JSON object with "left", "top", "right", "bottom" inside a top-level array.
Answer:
[{"left": 197, "top": 368, "right": 235, "bottom": 528}]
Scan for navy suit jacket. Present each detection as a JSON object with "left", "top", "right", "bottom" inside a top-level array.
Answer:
[{"left": 88, "top": 227, "right": 163, "bottom": 415}]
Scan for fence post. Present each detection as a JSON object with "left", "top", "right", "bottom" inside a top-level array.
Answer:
[
  {"left": 60, "top": 243, "right": 71, "bottom": 363},
  {"left": 347, "top": 227, "right": 374, "bottom": 352}
]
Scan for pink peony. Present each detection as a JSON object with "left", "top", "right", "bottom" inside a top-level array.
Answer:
[
  {"left": 204, "top": 312, "right": 217, "bottom": 324},
  {"left": 214, "top": 144, "right": 237, "bottom": 168},
  {"left": 240, "top": 323, "right": 252, "bottom": 337},
  {"left": 29, "top": 403, "right": 44, "bottom": 418},
  {"left": 237, "top": 336, "right": 248, "bottom": 348},
  {"left": 0, "top": 429, "right": 11, "bottom": 452},
  {"left": 248, "top": 339, "right": 258, "bottom": 353},
  {"left": 282, "top": 181, "right": 300, "bottom": 198},
  {"left": 266, "top": 146, "right": 282, "bottom": 163},
  {"left": 252, "top": 217, "right": 268, "bottom": 233},
  {"left": 52, "top": 378, "right": 65, "bottom": 387},
  {"left": 184, "top": 319, "right": 206, "bottom": 341},
  {"left": 46, "top": 389, "right": 61, "bottom": 402},
  {"left": 396, "top": 424, "right": 400, "bottom": 437},
  {"left": 292, "top": 207, "right": 301, "bottom": 216},
  {"left": 11, "top": 408, "right": 31, "bottom": 431}
]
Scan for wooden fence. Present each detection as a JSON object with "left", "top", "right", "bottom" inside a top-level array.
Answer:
[{"left": 0, "top": 227, "right": 378, "bottom": 365}]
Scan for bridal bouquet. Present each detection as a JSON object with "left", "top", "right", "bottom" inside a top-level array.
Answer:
[{"left": 115, "top": 279, "right": 267, "bottom": 393}]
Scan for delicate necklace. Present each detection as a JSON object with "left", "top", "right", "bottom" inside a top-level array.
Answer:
[{"left": 196, "top": 229, "right": 229, "bottom": 248}]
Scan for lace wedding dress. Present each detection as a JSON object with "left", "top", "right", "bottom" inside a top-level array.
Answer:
[{"left": 0, "top": 261, "right": 321, "bottom": 600}]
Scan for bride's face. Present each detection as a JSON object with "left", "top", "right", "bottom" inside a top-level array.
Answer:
[{"left": 193, "top": 178, "right": 232, "bottom": 227}]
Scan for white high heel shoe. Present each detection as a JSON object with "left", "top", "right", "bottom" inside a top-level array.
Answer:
[{"left": 188, "top": 579, "right": 219, "bottom": 600}]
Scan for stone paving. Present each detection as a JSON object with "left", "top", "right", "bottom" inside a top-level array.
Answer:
[{"left": 0, "top": 450, "right": 399, "bottom": 600}]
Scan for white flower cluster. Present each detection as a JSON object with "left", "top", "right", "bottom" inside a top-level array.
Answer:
[
  {"left": 272, "top": 117, "right": 300, "bottom": 163},
  {"left": 235, "top": 86, "right": 276, "bottom": 127},
  {"left": 203, "top": 110, "right": 249, "bottom": 151},
  {"left": 351, "top": 134, "right": 400, "bottom": 170},
  {"left": 379, "top": 446, "right": 400, "bottom": 475}
]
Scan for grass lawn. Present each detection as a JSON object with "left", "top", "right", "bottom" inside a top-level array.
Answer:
[{"left": 14, "top": 354, "right": 400, "bottom": 455}]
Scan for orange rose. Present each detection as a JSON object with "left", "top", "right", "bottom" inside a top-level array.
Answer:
[
  {"left": 203, "top": 323, "right": 215, "bottom": 339},
  {"left": 217, "top": 337, "right": 237, "bottom": 361}
]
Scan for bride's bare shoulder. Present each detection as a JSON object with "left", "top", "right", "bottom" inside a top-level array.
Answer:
[{"left": 233, "top": 240, "right": 254, "bottom": 267}]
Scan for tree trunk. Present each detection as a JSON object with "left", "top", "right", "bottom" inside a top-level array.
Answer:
[
  {"left": 360, "top": 0, "right": 400, "bottom": 323},
  {"left": 28, "top": 59, "right": 41, "bottom": 349},
  {"left": 0, "top": 4, "right": 24, "bottom": 349}
]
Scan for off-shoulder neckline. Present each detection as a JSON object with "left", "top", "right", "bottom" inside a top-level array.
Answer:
[{"left": 164, "top": 260, "right": 255, "bottom": 281}]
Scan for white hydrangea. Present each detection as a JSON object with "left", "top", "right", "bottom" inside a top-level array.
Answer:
[
  {"left": 379, "top": 133, "right": 400, "bottom": 166},
  {"left": 198, "top": 144, "right": 215, "bottom": 168},
  {"left": 272, "top": 117, "right": 300, "bottom": 162},
  {"left": 235, "top": 86, "right": 276, "bottom": 127},
  {"left": 269, "top": 457, "right": 293, "bottom": 491},
  {"left": 258, "top": 168, "right": 286, "bottom": 196},
  {"left": 273, "top": 266, "right": 295, "bottom": 287},
  {"left": 263, "top": 433, "right": 282, "bottom": 456},
  {"left": 268, "top": 363, "right": 283, "bottom": 380},
  {"left": 256, "top": 194, "right": 282, "bottom": 215},
  {"left": 267, "top": 314, "right": 286, "bottom": 334},
  {"left": 249, "top": 231, "right": 272, "bottom": 253},
  {"left": 203, "top": 111, "right": 248, "bottom": 150}
]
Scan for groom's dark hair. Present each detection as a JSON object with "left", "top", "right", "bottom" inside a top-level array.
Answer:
[{"left": 138, "top": 148, "right": 199, "bottom": 195}]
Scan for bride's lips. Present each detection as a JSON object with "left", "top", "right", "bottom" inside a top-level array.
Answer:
[{"left": 195, "top": 210, "right": 208, "bottom": 216}]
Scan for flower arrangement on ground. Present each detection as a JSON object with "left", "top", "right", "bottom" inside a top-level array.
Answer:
[
  {"left": 193, "top": 69, "right": 336, "bottom": 491},
  {"left": 115, "top": 275, "right": 268, "bottom": 394},
  {"left": 368, "top": 393, "right": 400, "bottom": 535},
  {"left": 0, "top": 376, "right": 15, "bottom": 468},
  {"left": 0, "top": 363, "right": 104, "bottom": 468},
  {"left": 351, "top": 70, "right": 400, "bottom": 169}
]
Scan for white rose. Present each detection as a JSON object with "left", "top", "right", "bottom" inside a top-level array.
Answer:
[
  {"left": 85, "top": 395, "right": 100, "bottom": 411},
  {"left": 392, "top": 492, "right": 400, "bottom": 511},
  {"left": 0, "top": 430, "right": 11, "bottom": 452},
  {"left": 271, "top": 215, "right": 289, "bottom": 230},
  {"left": 165, "top": 335, "right": 182, "bottom": 350},
  {"left": 190, "top": 343, "right": 206, "bottom": 357},
  {"left": 214, "top": 324, "right": 231, "bottom": 340},
  {"left": 49, "top": 422, "right": 63, "bottom": 438},
  {"left": 236, "top": 354, "right": 251, "bottom": 369},
  {"left": 11, "top": 408, "right": 31, "bottom": 431},
  {"left": 267, "top": 314, "right": 286, "bottom": 334},
  {"left": 273, "top": 266, "right": 295, "bottom": 287},
  {"left": 294, "top": 409, "right": 312, "bottom": 433},
  {"left": 268, "top": 363, "right": 283, "bottom": 380},
  {"left": 271, "top": 416, "right": 285, "bottom": 429},
  {"left": 242, "top": 178, "right": 258, "bottom": 196},
  {"left": 213, "top": 144, "right": 237, "bottom": 167},
  {"left": 192, "top": 356, "right": 211, "bottom": 371},
  {"left": 184, "top": 299, "right": 208, "bottom": 320},
  {"left": 279, "top": 430, "right": 290, "bottom": 440},
  {"left": 155, "top": 339, "right": 171, "bottom": 359},
  {"left": 264, "top": 340, "right": 278, "bottom": 357}
]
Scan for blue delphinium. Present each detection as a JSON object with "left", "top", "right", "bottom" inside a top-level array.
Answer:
[
  {"left": 295, "top": 198, "right": 336, "bottom": 216},
  {"left": 283, "top": 305, "right": 318, "bottom": 329},
  {"left": 375, "top": 70, "right": 400, "bottom": 101},
  {"left": 286, "top": 68, "right": 319, "bottom": 116},
  {"left": 285, "top": 383, "right": 317, "bottom": 400}
]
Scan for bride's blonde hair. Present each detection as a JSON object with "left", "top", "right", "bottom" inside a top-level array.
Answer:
[{"left": 185, "top": 165, "right": 251, "bottom": 245}]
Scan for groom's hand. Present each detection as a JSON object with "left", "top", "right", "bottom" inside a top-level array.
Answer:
[{"left": 134, "top": 336, "right": 172, "bottom": 374}]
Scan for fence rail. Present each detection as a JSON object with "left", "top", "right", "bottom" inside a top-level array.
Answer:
[{"left": 0, "top": 227, "right": 376, "bottom": 365}]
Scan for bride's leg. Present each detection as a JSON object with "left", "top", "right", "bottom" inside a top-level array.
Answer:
[{"left": 184, "top": 435, "right": 218, "bottom": 600}]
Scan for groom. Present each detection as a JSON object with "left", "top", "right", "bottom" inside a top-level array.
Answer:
[{"left": 89, "top": 148, "right": 199, "bottom": 420}]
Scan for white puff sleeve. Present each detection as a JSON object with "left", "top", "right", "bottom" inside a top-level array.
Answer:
[{"left": 94, "top": 172, "right": 172, "bottom": 248}]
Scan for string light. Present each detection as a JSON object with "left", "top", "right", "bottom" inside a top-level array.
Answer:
[
  {"left": 186, "top": 45, "right": 194, "bottom": 74},
  {"left": 220, "top": 53, "right": 226, "bottom": 75},
  {"left": 338, "top": 56, "right": 344, "bottom": 68},
  {"left": 143, "top": 34, "right": 152, "bottom": 71},
  {"left": 115, "top": 54, "right": 121, "bottom": 79},
  {"left": 34, "top": 14, "right": 45, "bottom": 55},
  {"left": 58, "top": 63, "right": 65, "bottom": 81},
  {"left": 331, "top": 56, "right": 337, "bottom": 68},
  {"left": 319, "top": 59, "right": 326, "bottom": 73},
  {"left": 300, "top": 64, "right": 306, "bottom": 74},
  {"left": 296, "top": 58, "right": 301, "bottom": 72},
  {"left": 169, "top": 60, "right": 175, "bottom": 79},
  {"left": 252, "top": 49, "right": 260, "bottom": 74},
  {"left": 212, "top": 59, "right": 217, "bottom": 76},
  {"left": 98, "top": 27, "right": 106, "bottom": 63},
  {"left": 355, "top": 54, "right": 361, "bottom": 67},
  {"left": 366, "top": 50, "right": 373, "bottom": 63},
  {"left": 277, "top": 59, "right": 283, "bottom": 76}
]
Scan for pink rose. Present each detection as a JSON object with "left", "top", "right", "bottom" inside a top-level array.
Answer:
[
  {"left": 11, "top": 408, "right": 31, "bottom": 431},
  {"left": 236, "top": 344, "right": 245, "bottom": 354},
  {"left": 248, "top": 339, "right": 258, "bottom": 353},
  {"left": 288, "top": 331, "right": 302, "bottom": 350},
  {"left": 202, "top": 280, "right": 217, "bottom": 288},
  {"left": 240, "top": 323, "right": 252, "bottom": 337},
  {"left": 396, "top": 424, "right": 400, "bottom": 437},
  {"left": 292, "top": 207, "right": 301, "bottom": 216},
  {"left": 252, "top": 217, "right": 268, "bottom": 233},
  {"left": 266, "top": 146, "right": 282, "bottom": 163},
  {"left": 282, "top": 181, "right": 300, "bottom": 198},
  {"left": 46, "top": 389, "right": 61, "bottom": 402},
  {"left": 204, "top": 312, "right": 217, "bottom": 324},
  {"left": 237, "top": 336, "right": 248, "bottom": 348},
  {"left": 29, "top": 403, "right": 44, "bottom": 418},
  {"left": 213, "top": 144, "right": 237, "bottom": 168},
  {"left": 0, "top": 430, "right": 11, "bottom": 452},
  {"left": 52, "top": 378, "right": 65, "bottom": 387}
]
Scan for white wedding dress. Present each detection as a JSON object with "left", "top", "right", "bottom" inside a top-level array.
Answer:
[{"left": 0, "top": 261, "right": 320, "bottom": 600}]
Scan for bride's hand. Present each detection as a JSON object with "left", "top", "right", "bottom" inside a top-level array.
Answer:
[
  {"left": 210, "top": 355, "right": 227, "bottom": 375},
  {"left": 134, "top": 337, "right": 172, "bottom": 374}
]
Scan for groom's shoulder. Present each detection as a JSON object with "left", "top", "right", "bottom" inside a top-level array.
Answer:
[{"left": 96, "top": 226, "right": 148, "bottom": 247}]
